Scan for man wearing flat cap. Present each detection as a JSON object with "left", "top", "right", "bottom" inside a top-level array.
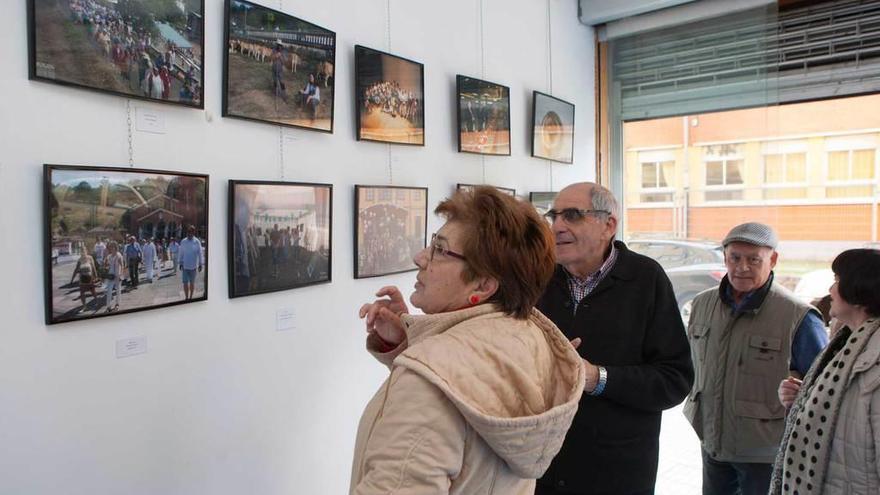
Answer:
[{"left": 684, "top": 222, "right": 828, "bottom": 495}]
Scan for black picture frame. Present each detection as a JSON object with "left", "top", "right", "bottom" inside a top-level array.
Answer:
[
  {"left": 228, "top": 180, "right": 333, "bottom": 298},
  {"left": 456, "top": 183, "right": 516, "bottom": 197},
  {"left": 529, "top": 191, "right": 557, "bottom": 216},
  {"left": 354, "top": 45, "right": 425, "bottom": 146},
  {"left": 28, "top": 0, "right": 206, "bottom": 109},
  {"left": 354, "top": 185, "right": 428, "bottom": 278},
  {"left": 456, "top": 75, "right": 511, "bottom": 156},
  {"left": 531, "top": 91, "right": 575, "bottom": 164},
  {"left": 222, "top": 0, "right": 336, "bottom": 132},
  {"left": 44, "top": 164, "right": 209, "bottom": 325}
]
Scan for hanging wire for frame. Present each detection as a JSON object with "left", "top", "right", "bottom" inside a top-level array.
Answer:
[
  {"left": 279, "top": 127, "right": 285, "bottom": 179},
  {"left": 546, "top": 0, "right": 553, "bottom": 95},
  {"left": 386, "top": 0, "right": 392, "bottom": 51},
  {"left": 126, "top": 100, "right": 134, "bottom": 167},
  {"left": 388, "top": 144, "right": 393, "bottom": 184},
  {"left": 278, "top": 1, "right": 285, "bottom": 179},
  {"left": 386, "top": 0, "right": 393, "bottom": 185},
  {"left": 546, "top": 0, "right": 555, "bottom": 188}
]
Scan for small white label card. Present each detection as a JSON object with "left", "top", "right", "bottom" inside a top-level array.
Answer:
[
  {"left": 276, "top": 307, "right": 296, "bottom": 332},
  {"left": 135, "top": 107, "right": 166, "bottom": 134},
  {"left": 116, "top": 336, "right": 147, "bottom": 359}
]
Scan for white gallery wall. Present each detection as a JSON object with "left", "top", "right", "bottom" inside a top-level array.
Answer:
[{"left": 0, "top": 0, "right": 595, "bottom": 493}]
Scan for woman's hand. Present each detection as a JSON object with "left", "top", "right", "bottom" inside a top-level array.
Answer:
[
  {"left": 778, "top": 376, "right": 803, "bottom": 409},
  {"left": 359, "top": 286, "right": 409, "bottom": 347}
]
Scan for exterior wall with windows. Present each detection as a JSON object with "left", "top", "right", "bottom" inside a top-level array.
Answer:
[{"left": 623, "top": 94, "right": 880, "bottom": 242}]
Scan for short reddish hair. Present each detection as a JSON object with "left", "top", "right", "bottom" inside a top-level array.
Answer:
[{"left": 435, "top": 186, "right": 555, "bottom": 319}]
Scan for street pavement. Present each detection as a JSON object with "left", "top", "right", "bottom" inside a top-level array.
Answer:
[{"left": 50, "top": 256, "right": 206, "bottom": 321}]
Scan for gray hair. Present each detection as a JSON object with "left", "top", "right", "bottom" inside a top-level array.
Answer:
[{"left": 589, "top": 184, "right": 619, "bottom": 219}]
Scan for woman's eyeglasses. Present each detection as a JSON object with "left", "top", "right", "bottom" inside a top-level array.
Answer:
[
  {"left": 543, "top": 208, "right": 610, "bottom": 224},
  {"left": 429, "top": 233, "right": 467, "bottom": 262}
]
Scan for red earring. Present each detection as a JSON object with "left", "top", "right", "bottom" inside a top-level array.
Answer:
[{"left": 469, "top": 295, "right": 480, "bottom": 305}]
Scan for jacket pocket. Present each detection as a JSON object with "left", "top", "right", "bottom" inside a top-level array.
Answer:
[
  {"left": 689, "top": 324, "right": 711, "bottom": 394},
  {"left": 744, "top": 334, "right": 782, "bottom": 365},
  {"left": 733, "top": 399, "right": 785, "bottom": 457}
]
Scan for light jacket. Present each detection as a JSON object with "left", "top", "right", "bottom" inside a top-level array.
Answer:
[
  {"left": 818, "top": 318, "right": 880, "bottom": 494},
  {"left": 349, "top": 304, "right": 585, "bottom": 495},
  {"left": 685, "top": 275, "right": 816, "bottom": 463}
]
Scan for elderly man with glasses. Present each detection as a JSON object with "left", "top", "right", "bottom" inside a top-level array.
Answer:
[
  {"left": 683, "top": 222, "right": 827, "bottom": 495},
  {"left": 535, "top": 182, "right": 694, "bottom": 495}
]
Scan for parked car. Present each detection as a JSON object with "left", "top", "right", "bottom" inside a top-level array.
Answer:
[{"left": 627, "top": 239, "right": 726, "bottom": 322}]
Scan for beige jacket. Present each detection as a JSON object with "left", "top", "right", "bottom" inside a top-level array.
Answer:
[
  {"left": 821, "top": 317, "right": 880, "bottom": 494},
  {"left": 349, "top": 304, "right": 585, "bottom": 495}
]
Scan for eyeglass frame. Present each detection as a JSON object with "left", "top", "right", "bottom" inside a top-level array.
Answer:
[
  {"left": 724, "top": 252, "right": 769, "bottom": 267},
  {"left": 543, "top": 208, "right": 612, "bottom": 224},
  {"left": 428, "top": 233, "right": 467, "bottom": 263}
]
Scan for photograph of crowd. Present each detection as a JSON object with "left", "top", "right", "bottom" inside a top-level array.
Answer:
[
  {"left": 532, "top": 91, "right": 575, "bottom": 164},
  {"left": 355, "top": 45, "right": 424, "bottom": 145},
  {"left": 223, "top": 0, "right": 335, "bottom": 132},
  {"left": 229, "top": 181, "right": 331, "bottom": 298},
  {"left": 354, "top": 185, "right": 427, "bottom": 278},
  {"left": 529, "top": 191, "right": 557, "bottom": 217},
  {"left": 29, "top": 0, "right": 204, "bottom": 107},
  {"left": 457, "top": 183, "right": 516, "bottom": 197},
  {"left": 457, "top": 75, "right": 510, "bottom": 156},
  {"left": 44, "top": 164, "right": 208, "bottom": 325}
]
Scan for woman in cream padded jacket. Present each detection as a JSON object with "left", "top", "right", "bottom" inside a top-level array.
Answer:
[
  {"left": 350, "top": 186, "right": 585, "bottom": 495},
  {"left": 772, "top": 248, "right": 880, "bottom": 494}
]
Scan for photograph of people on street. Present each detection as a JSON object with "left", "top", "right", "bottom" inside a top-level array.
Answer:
[
  {"left": 532, "top": 91, "right": 575, "bottom": 163},
  {"left": 224, "top": 0, "right": 335, "bottom": 131},
  {"left": 354, "top": 185, "right": 427, "bottom": 278},
  {"left": 457, "top": 183, "right": 515, "bottom": 197},
  {"left": 355, "top": 45, "right": 424, "bottom": 145},
  {"left": 29, "top": 0, "right": 204, "bottom": 107},
  {"left": 229, "top": 181, "right": 331, "bottom": 298},
  {"left": 529, "top": 191, "right": 557, "bottom": 217},
  {"left": 457, "top": 75, "right": 510, "bottom": 155},
  {"left": 44, "top": 164, "right": 208, "bottom": 325}
]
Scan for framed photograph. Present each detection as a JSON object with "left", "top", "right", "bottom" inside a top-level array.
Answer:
[
  {"left": 529, "top": 191, "right": 557, "bottom": 217},
  {"left": 355, "top": 45, "right": 425, "bottom": 146},
  {"left": 223, "top": 0, "right": 336, "bottom": 132},
  {"left": 228, "top": 180, "right": 332, "bottom": 298},
  {"left": 44, "top": 164, "right": 208, "bottom": 325},
  {"left": 531, "top": 91, "right": 575, "bottom": 164},
  {"left": 457, "top": 75, "right": 510, "bottom": 156},
  {"left": 28, "top": 0, "right": 205, "bottom": 108},
  {"left": 354, "top": 185, "right": 427, "bottom": 278},
  {"left": 457, "top": 183, "right": 516, "bottom": 197}
]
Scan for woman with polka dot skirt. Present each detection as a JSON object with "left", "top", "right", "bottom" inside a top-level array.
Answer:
[{"left": 770, "top": 248, "right": 880, "bottom": 494}]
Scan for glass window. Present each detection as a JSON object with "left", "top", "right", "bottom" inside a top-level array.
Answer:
[
  {"left": 853, "top": 149, "right": 875, "bottom": 180},
  {"left": 706, "top": 161, "right": 724, "bottom": 186},
  {"left": 828, "top": 151, "right": 850, "bottom": 181},
  {"left": 642, "top": 163, "right": 659, "bottom": 188}
]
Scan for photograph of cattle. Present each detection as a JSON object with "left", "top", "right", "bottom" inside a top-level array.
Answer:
[
  {"left": 456, "top": 183, "right": 516, "bottom": 197},
  {"left": 223, "top": 0, "right": 335, "bottom": 132},
  {"left": 457, "top": 75, "right": 510, "bottom": 156},
  {"left": 228, "top": 181, "right": 332, "bottom": 298},
  {"left": 29, "top": 0, "right": 205, "bottom": 107},
  {"left": 355, "top": 45, "right": 424, "bottom": 145},
  {"left": 44, "top": 164, "right": 208, "bottom": 325},
  {"left": 354, "top": 185, "right": 427, "bottom": 278},
  {"left": 531, "top": 91, "right": 575, "bottom": 164}
]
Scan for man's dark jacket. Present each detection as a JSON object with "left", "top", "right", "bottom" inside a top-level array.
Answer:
[{"left": 536, "top": 241, "right": 695, "bottom": 494}]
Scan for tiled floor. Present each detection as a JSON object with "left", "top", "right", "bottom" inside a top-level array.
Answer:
[{"left": 656, "top": 404, "right": 703, "bottom": 495}]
